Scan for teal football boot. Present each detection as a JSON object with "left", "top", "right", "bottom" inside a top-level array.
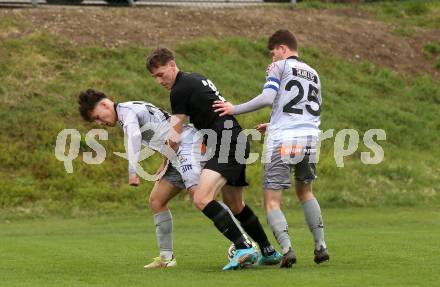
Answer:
[
  {"left": 257, "top": 250, "right": 282, "bottom": 266},
  {"left": 223, "top": 247, "right": 258, "bottom": 271}
]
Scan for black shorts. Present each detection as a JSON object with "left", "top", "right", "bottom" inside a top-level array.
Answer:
[{"left": 203, "top": 116, "right": 249, "bottom": 187}]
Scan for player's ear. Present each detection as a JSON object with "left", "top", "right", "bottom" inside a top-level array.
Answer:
[
  {"left": 100, "top": 99, "right": 111, "bottom": 110},
  {"left": 169, "top": 60, "right": 177, "bottom": 69}
]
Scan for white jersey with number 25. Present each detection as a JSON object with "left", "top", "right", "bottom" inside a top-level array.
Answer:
[{"left": 265, "top": 57, "right": 322, "bottom": 140}]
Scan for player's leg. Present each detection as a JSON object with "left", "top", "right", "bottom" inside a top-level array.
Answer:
[
  {"left": 263, "top": 145, "right": 297, "bottom": 267},
  {"left": 264, "top": 190, "right": 296, "bottom": 268},
  {"left": 193, "top": 169, "right": 251, "bottom": 249},
  {"left": 193, "top": 120, "right": 258, "bottom": 269},
  {"left": 145, "top": 168, "right": 183, "bottom": 268},
  {"left": 221, "top": 185, "right": 279, "bottom": 264},
  {"left": 264, "top": 190, "right": 289, "bottom": 253},
  {"left": 294, "top": 157, "right": 329, "bottom": 264},
  {"left": 179, "top": 132, "right": 255, "bottom": 268},
  {"left": 193, "top": 168, "right": 257, "bottom": 270}
]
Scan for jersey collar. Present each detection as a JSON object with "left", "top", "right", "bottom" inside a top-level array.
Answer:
[
  {"left": 287, "top": 56, "right": 300, "bottom": 60},
  {"left": 114, "top": 103, "right": 124, "bottom": 126},
  {"left": 114, "top": 103, "right": 119, "bottom": 119}
]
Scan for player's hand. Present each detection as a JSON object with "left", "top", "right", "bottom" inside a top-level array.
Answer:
[
  {"left": 212, "top": 100, "right": 234, "bottom": 117},
  {"left": 128, "top": 174, "right": 140, "bottom": 186},
  {"left": 155, "top": 159, "right": 169, "bottom": 181},
  {"left": 256, "top": 123, "right": 269, "bottom": 134},
  {"left": 168, "top": 140, "right": 180, "bottom": 152}
]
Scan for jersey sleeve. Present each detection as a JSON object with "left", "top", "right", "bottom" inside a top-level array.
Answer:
[
  {"left": 122, "top": 111, "right": 142, "bottom": 175},
  {"left": 170, "top": 86, "right": 190, "bottom": 115},
  {"left": 234, "top": 89, "right": 276, "bottom": 115},
  {"left": 263, "top": 62, "right": 283, "bottom": 93}
]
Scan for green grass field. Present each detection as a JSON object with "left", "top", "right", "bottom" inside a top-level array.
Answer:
[{"left": 1, "top": 207, "right": 439, "bottom": 286}]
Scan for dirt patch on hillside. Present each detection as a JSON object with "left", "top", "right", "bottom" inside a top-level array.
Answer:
[{"left": 1, "top": 6, "right": 439, "bottom": 79}]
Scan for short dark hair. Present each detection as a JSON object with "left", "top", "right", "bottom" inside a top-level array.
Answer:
[
  {"left": 146, "top": 48, "right": 175, "bottom": 72},
  {"left": 267, "top": 29, "right": 298, "bottom": 51},
  {"left": 78, "top": 89, "right": 107, "bottom": 122}
]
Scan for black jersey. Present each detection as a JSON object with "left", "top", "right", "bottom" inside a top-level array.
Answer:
[
  {"left": 170, "top": 71, "right": 229, "bottom": 130},
  {"left": 170, "top": 71, "right": 248, "bottom": 186}
]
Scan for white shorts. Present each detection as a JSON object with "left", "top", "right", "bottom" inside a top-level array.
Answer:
[{"left": 164, "top": 125, "right": 204, "bottom": 190}]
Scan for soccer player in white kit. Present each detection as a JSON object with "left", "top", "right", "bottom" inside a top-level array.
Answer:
[
  {"left": 78, "top": 89, "right": 204, "bottom": 268},
  {"left": 213, "top": 30, "right": 329, "bottom": 267}
]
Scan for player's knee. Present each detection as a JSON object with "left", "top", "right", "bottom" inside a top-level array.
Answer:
[
  {"left": 148, "top": 195, "right": 165, "bottom": 213},
  {"left": 231, "top": 204, "right": 244, "bottom": 215},
  {"left": 225, "top": 201, "right": 244, "bottom": 215},
  {"left": 193, "top": 192, "right": 210, "bottom": 211},
  {"left": 264, "top": 199, "right": 280, "bottom": 212},
  {"left": 148, "top": 196, "right": 157, "bottom": 211},
  {"left": 193, "top": 198, "right": 206, "bottom": 211},
  {"left": 264, "top": 194, "right": 281, "bottom": 211},
  {"left": 295, "top": 180, "right": 314, "bottom": 201},
  {"left": 296, "top": 188, "right": 314, "bottom": 203}
]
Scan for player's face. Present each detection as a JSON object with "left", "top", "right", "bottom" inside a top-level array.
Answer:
[
  {"left": 270, "top": 46, "right": 285, "bottom": 62},
  {"left": 90, "top": 100, "right": 117, "bottom": 127},
  {"left": 150, "top": 61, "right": 177, "bottom": 90}
]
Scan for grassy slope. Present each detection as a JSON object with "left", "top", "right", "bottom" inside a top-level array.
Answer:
[
  {"left": 0, "top": 5, "right": 439, "bottom": 216},
  {"left": 360, "top": 0, "right": 440, "bottom": 30},
  {"left": 1, "top": 207, "right": 439, "bottom": 286},
  {"left": 298, "top": 0, "right": 440, "bottom": 36}
]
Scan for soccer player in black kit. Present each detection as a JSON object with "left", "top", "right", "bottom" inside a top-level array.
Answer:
[{"left": 146, "top": 48, "right": 281, "bottom": 270}]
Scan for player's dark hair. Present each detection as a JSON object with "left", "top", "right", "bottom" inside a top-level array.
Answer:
[
  {"left": 267, "top": 29, "right": 298, "bottom": 51},
  {"left": 146, "top": 48, "right": 175, "bottom": 72},
  {"left": 78, "top": 89, "right": 107, "bottom": 122}
]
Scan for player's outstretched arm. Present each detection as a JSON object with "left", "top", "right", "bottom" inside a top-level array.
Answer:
[{"left": 213, "top": 88, "right": 276, "bottom": 116}]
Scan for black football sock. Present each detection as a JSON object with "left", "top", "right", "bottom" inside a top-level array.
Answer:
[
  {"left": 202, "top": 200, "right": 251, "bottom": 250},
  {"left": 235, "top": 205, "right": 275, "bottom": 256}
]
